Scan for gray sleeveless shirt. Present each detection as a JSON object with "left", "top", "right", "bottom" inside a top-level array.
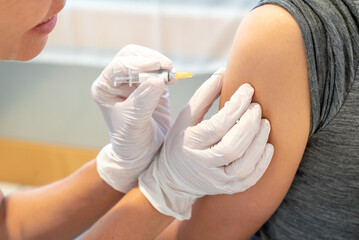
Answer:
[{"left": 252, "top": 0, "right": 359, "bottom": 239}]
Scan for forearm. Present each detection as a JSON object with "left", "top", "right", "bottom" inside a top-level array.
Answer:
[
  {"left": 79, "top": 186, "right": 173, "bottom": 240},
  {"left": 2, "top": 160, "right": 123, "bottom": 240}
]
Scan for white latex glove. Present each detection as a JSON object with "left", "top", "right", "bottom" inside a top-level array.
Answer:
[
  {"left": 139, "top": 70, "right": 274, "bottom": 220},
  {"left": 92, "top": 44, "right": 173, "bottom": 193}
]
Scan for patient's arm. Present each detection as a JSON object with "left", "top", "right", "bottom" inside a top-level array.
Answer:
[{"left": 157, "top": 4, "right": 311, "bottom": 239}]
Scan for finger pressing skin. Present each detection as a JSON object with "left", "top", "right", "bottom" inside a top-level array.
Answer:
[
  {"left": 228, "top": 144, "right": 274, "bottom": 193},
  {"left": 203, "top": 103, "right": 262, "bottom": 168},
  {"left": 224, "top": 119, "right": 271, "bottom": 179},
  {"left": 184, "top": 83, "right": 254, "bottom": 150}
]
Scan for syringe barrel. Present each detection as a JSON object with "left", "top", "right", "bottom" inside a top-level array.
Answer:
[
  {"left": 139, "top": 71, "right": 168, "bottom": 83},
  {"left": 138, "top": 70, "right": 177, "bottom": 85},
  {"left": 113, "top": 70, "right": 176, "bottom": 86}
]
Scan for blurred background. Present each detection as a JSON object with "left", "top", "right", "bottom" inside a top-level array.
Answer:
[{"left": 0, "top": 0, "right": 257, "bottom": 192}]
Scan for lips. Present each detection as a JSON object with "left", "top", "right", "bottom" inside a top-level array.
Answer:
[
  {"left": 39, "top": 16, "right": 54, "bottom": 25},
  {"left": 32, "top": 14, "right": 58, "bottom": 35}
]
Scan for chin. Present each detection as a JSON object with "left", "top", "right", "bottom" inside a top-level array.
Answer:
[{"left": 13, "top": 36, "right": 48, "bottom": 61}]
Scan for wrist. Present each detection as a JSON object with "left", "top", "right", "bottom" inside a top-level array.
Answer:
[
  {"left": 97, "top": 144, "right": 152, "bottom": 193},
  {"left": 138, "top": 159, "right": 196, "bottom": 220}
]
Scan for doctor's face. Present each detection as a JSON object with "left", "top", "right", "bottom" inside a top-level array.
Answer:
[{"left": 0, "top": 0, "right": 66, "bottom": 61}]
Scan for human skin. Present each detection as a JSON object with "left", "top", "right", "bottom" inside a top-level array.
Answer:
[
  {"left": 0, "top": 2, "right": 282, "bottom": 239},
  {"left": 0, "top": 1, "right": 125, "bottom": 238},
  {"left": 0, "top": 160, "right": 124, "bottom": 239},
  {"left": 156, "top": 4, "right": 311, "bottom": 239},
  {"left": 0, "top": 1, "right": 174, "bottom": 239},
  {"left": 78, "top": 186, "right": 174, "bottom": 240},
  {"left": 0, "top": 0, "right": 66, "bottom": 60}
]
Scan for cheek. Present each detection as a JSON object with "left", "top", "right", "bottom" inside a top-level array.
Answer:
[
  {"left": 0, "top": 0, "right": 61, "bottom": 60},
  {"left": 0, "top": 0, "right": 51, "bottom": 32}
]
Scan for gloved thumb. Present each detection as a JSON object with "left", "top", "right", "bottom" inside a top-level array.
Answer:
[
  {"left": 175, "top": 69, "right": 224, "bottom": 130},
  {"left": 125, "top": 77, "right": 166, "bottom": 122}
]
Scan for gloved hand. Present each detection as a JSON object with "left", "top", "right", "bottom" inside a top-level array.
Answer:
[
  {"left": 139, "top": 69, "right": 274, "bottom": 220},
  {"left": 92, "top": 44, "right": 173, "bottom": 193}
]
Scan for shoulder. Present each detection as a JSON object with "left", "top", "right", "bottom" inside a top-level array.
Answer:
[
  {"left": 242, "top": 3, "right": 303, "bottom": 42},
  {"left": 222, "top": 3, "right": 310, "bottom": 135},
  {"left": 238, "top": 4, "right": 303, "bottom": 50},
  {"left": 225, "top": 3, "right": 306, "bottom": 90}
]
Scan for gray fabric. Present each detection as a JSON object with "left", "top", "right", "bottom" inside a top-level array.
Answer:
[{"left": 251, "top": 0, "right": 359, "bottom": 239}]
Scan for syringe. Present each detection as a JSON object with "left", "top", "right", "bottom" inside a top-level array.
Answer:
[{"left": 112, "top": 69, "right": 220, "bottom": 87}]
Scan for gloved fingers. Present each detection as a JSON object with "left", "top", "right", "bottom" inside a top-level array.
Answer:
[
  {"left": 104, "top": 56, "right": 164, "bottom": 85},
  {"left": 152, "top": 110, "right": 171, "bottom": 135},
  {"left": 93, "top": 55, "right": 166, "bottom": 105},
  {"left": 152, "top": 86, "right": 171, "bottom": 134},
  {"left": 119, "top": 56, "right": 163, "bottom": 72},
  {"left": 91, "top": 76, "right": 136, "bottom": 107},
  {"left": 228, "top": 143, "right": 274, "bottom": 192},
  {"left": 125, "top": 76, "right": 166, "bottom": 122},
  {"left": 175, "top": 69, "right": 224, "bottom": 131},
  {"left": 116, "top": 44, "right": 173, "bottom": 70},
  {"left": 203, "top": 103, "right": 262, "bottom": 168},
  {"left": 224, "top": 119, "right": 271, "bottom": 178},
  {"left": 154, "top": 86, "right": 170, "bottom": 115},
  {"left": 184, "top": 83, "right": 254, "bottom": 150}
]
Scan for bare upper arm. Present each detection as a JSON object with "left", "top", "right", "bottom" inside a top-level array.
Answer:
[{"left": 157, "top": 4, "right": 311, "bottom": 240}]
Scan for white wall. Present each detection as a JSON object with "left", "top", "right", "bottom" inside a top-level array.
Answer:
[
  {"left": 0, "top": 1, "right": 257, "bottom": 148},
  {"left": 36, "top": 0, "right": 255, "bottom": 71},
  {"left": 0, "top": 62, "right": 218, "bottom": 148}
]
